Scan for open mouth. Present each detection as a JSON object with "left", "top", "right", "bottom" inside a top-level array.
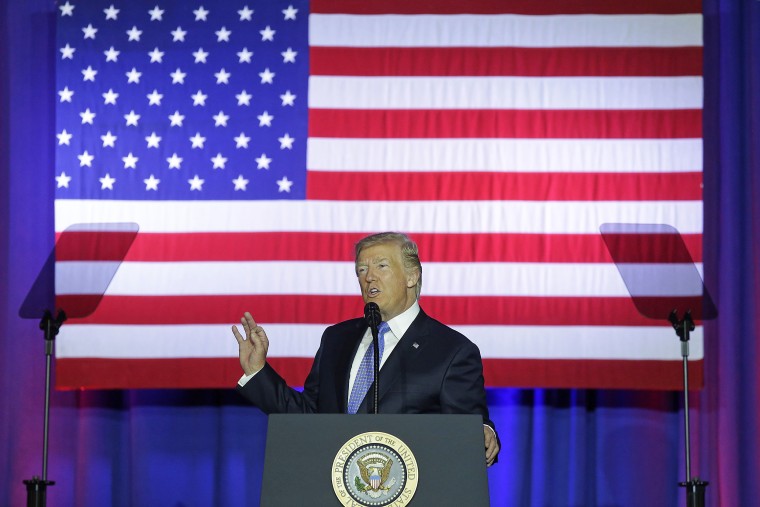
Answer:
[{"left": 368, "top": 287, "right": 380, "bottom": 297}]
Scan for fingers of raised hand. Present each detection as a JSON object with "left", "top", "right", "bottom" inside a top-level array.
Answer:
[
  {"left": 231, "top": 324, "right": 245, "bottom": 344},
  {"left": 242, "top": 312, "right": 258, "bottom": 333},
  {"left": 233, "top": 312, "right": 263, "bottom": 345},
  {"left": 237, "top": 313, "right": 268, "bottom": 345},
  {"left": 253, "top": 326, "right": 268, "bottom": 345}
]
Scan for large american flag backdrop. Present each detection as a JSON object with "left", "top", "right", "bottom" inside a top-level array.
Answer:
[{"left": 54, "top": 0, "right": 704, "bottom": 390}]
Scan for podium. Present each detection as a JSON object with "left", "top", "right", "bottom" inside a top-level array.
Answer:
[{"left": 260, "top": 414, "right": 490, "bottom": 507}]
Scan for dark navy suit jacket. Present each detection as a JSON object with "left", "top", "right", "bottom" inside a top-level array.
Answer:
[{"left": 238, "top": 309, "right": 497, "bottom": 434}]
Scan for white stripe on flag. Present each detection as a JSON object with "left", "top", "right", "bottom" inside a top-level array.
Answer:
[
  {"left": 308, "top": 76, "right": 703, "bottom": 110},
  {"left": 55, "top": 200, "right": 704, "bottom": 234},
  {"left": 55, "top": 323, "right": 704, "bottom": 361},
  {"left": 307, "top": 138, "right": 703, "bottom": 173},
  {"left": 309, "top": 14, "right": 703, "bottom": 48},
  {"left": 55, "top": 261, "right": 705, "bottom": 297}
]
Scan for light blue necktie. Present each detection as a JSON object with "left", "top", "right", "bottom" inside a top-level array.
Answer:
[{"left": 347, "top": 322, "right": 390, "bottom": 414}]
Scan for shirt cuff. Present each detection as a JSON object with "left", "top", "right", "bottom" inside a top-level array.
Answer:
[
  {"left": 237, "top": 367, "right": 262, "bottom": 387},
  {"left": 483, "top": 424, "right": 496, "bottom": 438}
]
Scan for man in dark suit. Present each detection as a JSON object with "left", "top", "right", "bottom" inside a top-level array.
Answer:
[{"left": 232, "top": 232, "right": 500, "bottom": 466}]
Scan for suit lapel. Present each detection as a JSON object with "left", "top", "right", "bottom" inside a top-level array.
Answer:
[{"left": 336, "top": 319, "right": 367, "bottom": 412}]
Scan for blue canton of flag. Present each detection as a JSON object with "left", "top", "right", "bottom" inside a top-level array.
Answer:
[{"left": 55, "top": 0, "right": 308, "bottom": 199}]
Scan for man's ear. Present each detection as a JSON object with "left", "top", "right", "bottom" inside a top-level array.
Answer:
[{"left": 406, "top": 269, "right": 420, "bottom": 288}]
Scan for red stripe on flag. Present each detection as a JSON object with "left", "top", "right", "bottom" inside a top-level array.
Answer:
[
  {"left": 309, "top": 109, "right": 703, "bottom": 139},
  {"left": 54, "top": 232, "right": 704, "bottom": 263},
  {"left": 306, "top": 171, "right": 703, "bottom": 201},
  {"left": 55, "top": 357, "right": 249, "bottom": 390},
  {"left": 601, "top": 233, "right": 699, "bottom": 263},
  {"left": 54, "top": 357, "right": 703, "bottom": 390},
  {"left": 54, "top": 231, "right": 139, "bottom": 261},
  {"left": 482, "top": 358, "right": 703, "bottom": 390},
  {"left": 58, "top": 295, "right": 702, "bottom": 326},
  {"left": 310, "top": 47, "right": 703, "bottom": 77},
  {"left": 311, "top": 0, "right": 702, "bottom": 15}
]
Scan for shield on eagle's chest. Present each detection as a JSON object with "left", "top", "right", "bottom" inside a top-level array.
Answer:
[{"left": 370, "top": 468, "right": 381, "bottom": 490}]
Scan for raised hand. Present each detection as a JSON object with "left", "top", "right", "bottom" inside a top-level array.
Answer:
[{"left": 231, "top": 312, "right": 269, "bottom": 375}]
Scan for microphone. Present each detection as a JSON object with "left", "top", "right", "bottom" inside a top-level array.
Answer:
[
  {"left": 364, "top": 302, "right": 381, "bottom": 329},
  {"left": 363, "top": 302, "right": 382, "bottom": 414}
]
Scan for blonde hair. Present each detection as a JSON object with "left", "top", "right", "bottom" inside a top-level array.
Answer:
[{"left": 354, "top": 232, "right": 422, "bottom": 298}]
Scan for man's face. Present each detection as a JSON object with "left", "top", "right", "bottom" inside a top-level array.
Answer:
[{"left": 356, "top": 242, "right": 419, "bottom": 322}]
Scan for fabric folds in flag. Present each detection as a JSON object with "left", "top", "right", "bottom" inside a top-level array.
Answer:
[{"left": 53, "top": 0, "right": 705, "bottom": 390}]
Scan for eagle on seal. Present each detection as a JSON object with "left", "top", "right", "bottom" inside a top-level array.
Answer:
[{"left": 358, "top": 457, "right": 393, "bottom": 491}]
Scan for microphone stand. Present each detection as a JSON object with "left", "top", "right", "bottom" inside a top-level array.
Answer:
[
  {"left": 668, "top": 309, "right": 708, "bottom": 507},
  {"left": 370, "top": 323, "right": 380, "bottom": 414},
  {"left": 364, "top": 302, "right": 381, "bottom": 414},
  {"left": 23, "top": 309, "right": 66, "bottom": 507}
]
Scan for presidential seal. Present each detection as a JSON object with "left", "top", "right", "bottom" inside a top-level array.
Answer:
[{"left": 332, "top": 431, "right": 419, "bottom": 507}]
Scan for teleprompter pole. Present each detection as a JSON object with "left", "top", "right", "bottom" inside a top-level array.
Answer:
[
  {"left": 23, "top": 310, "right": 66, "bottom": 507},
  {"left": 668, "top": 309, "right": 708, "bottom": 507}
]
